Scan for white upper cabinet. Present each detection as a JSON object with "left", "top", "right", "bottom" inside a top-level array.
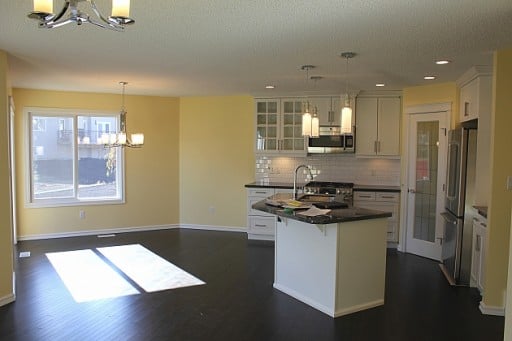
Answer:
[
  {"left": 457, "top": 66, "right": 493, "bottom": 206},
  {"left": 308, "top": 96, "right": 341, "bottom": 126},
  {"left": 355, "top": 94, "right": 401, "bottom": 157},
  {"left": 457, "top": 66, "right": 492, "bottom": 123},
  {"left": 255, "top": 98, "right": 306, "bottom": 155}
]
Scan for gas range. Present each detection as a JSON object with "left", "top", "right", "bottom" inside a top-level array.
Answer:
[{"left": 303, "top": 181, "right": 354, "bottom": 204}]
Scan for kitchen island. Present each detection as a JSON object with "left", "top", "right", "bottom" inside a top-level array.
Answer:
[{"left": 252, "top": 199, "right": 391, "bottom": 317}]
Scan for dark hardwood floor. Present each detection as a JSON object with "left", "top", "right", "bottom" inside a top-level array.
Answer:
[{"left": 0, "top": 229, "right": 504, "bottom": 340}]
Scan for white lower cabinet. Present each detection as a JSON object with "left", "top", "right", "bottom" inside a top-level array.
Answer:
[
  {"left": 247, "top": 187, "right": 293, "bottom": 240},
  {"left": 471, "top": 214, "right": 487, "bottom": 292},
  {"left": 354, "top": 191, "right": 400, "bottom": 243}
]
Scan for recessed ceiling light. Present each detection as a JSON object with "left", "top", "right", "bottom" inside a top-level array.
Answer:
[
  {"left": 435, "top": 60, "right": 451, "bottom": 65},
  {"left": 265, "top": 85, "right": 275, "bottom": 89},
  {"left": 376, "top": 83, "right": 385, "bottom": 87},
  {"left": 424, "top": 75, "right": 436, "bottom": 80}
]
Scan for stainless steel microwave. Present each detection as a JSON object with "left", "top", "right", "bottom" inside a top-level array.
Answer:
[{"left": 307, "top": 126, "right": 355, "bottom": 154}]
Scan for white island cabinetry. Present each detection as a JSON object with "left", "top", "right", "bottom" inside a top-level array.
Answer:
[{"left": 274, "top": 217, "right": 388, "bottom": 317}]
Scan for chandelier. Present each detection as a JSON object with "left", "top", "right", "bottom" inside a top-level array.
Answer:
[
  {"left": 28, "top": 0, "right": 135, "bottom": 31},
  {"left": 101, "top": 81, "right": 144, "bottom": 148}
]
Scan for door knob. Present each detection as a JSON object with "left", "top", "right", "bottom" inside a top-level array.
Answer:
[{"left": 408, "top": 188, "right": 416, "bottom": 193}]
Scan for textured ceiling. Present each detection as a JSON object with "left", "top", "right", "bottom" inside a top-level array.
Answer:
[{"left": 1, "top": 0, "right": 512, "bottom": 96}]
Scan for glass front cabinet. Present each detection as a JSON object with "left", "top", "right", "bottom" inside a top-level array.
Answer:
[{"left": 255, "top": 98, "right": 306, "bottom": 155}]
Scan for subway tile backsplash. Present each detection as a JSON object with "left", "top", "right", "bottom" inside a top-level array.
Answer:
[{"left": 255, "top": 155, "right": 401, "bottom": 186}]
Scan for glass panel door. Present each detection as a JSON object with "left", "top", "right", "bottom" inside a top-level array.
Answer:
[
  {"left": 281, "top": 100, "right": 305, "bottom": 151},
  {"left": 413, "top": 121, "right": 439, "bottom": 243},
  {"left": 256, "top": 100, "right": 279, "bottom": 151},
  {"left": 406, "top": 111, "right": 448, "bottom": 261}
]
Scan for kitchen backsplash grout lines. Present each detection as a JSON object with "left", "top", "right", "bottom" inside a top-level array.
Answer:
[{"left": 255, "top": 155, "right": 400, "bottom": 186}]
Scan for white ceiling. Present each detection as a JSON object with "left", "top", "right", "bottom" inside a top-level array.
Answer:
[{"left": 1, "top": 0, "right": 512, "bottom": 97}]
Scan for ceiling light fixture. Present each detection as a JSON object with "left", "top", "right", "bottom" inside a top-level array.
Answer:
[
  {"left": 265, "top": 85, "right": 275, "bottom": 89},
  {"left": 300, "top": 65, "right": 319, "bottom": 138},
  {"left": 424, "top": 75, "right": 436, "bottom": 80},
  {"left": 101, "top": 81, "right": 144, "bottom": 148},
  {"left": 435, "top": 60, "right": 451, "bottom": 65},
  {"left": 28, "top": 0, "right": 135, "bottom": 30},
  {"left": 340, "top": 52, "right": 355, "bottom": 134},
  {"left": 376, "top": 83, "right": 385, "bottom": 87}
]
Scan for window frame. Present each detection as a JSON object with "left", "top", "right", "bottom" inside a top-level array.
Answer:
[{"left": 24, "top": 107, "right": 125, "bottom": 208}]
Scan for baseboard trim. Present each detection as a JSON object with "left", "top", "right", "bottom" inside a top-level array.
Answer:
[
  {"left": 0, "top": 293, "right": 15, "bottom": 307},
  {"left": 179, "top": 224, "right": 247, "bottom": 233},
  {"left": 17, "top": 224, "right": 179, "bottom": 241},
  {"left": 273, "top": 282, "right": 335, "bottom": 317},
  {"left": 17, "top": 224, "right": 247, "bottom": 241},
  {"left": 479, "top": 302, "right": 505, "bottom": 316},
  {"left": 334, "top": 299, "right": 385, "bottom": 317}
]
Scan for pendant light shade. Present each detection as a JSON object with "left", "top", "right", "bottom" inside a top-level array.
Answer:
[
  {"left": 341, "top": 102, "right": 352, "bottom": 134},
  {"left": 302, "top": 109, "right": 312, "bottom": 136}
]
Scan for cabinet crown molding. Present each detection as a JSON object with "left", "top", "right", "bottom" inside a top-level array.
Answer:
[
  {"left": 456, "top": 66, "right": 493, "bottom": 87},
  {"left": 356, "top": 90, "right": 402, "bottom": 98}
]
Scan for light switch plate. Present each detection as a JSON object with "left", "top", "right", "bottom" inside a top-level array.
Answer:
[{"left": 507, "top": 176, "right": 512, "bottom": 190}]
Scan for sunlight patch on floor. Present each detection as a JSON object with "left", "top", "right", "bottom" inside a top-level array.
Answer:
[
  {"left": 46, "top": 244, "right": 205, "bottom": 302},
  {"left": 98, "top": 244, "right": 205, "bottom": 292},
  {"left": 46, "top": 249, "right": 140, "bottom": 302}
]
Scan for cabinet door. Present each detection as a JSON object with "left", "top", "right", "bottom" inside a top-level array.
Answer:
[
  {"left": 377, "top": 97, "right": 401, "bottom": 156},
  {"left": 309, "top": 97, "right": 337, "bottom": 126},
  {"left": 281, "top": 99, "right": 306, "bottom": 153},
  {"left": 256, "top": 99, "right": 280, "bottom": 152},
  {"left": 460, "top": 79, "right": 479, "bottom": 122},
  {"left": 471, "top": 221, "right": 480, "bottom": 286},
  {"left": 355, "top": 97, "right": 378, "bottom": 155}
]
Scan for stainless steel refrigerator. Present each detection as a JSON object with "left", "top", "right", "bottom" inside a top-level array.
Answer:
[{"left": 440, "top": 125, "right": 477, "bottom": 285}]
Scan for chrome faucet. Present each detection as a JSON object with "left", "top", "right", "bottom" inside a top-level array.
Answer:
[{"left": 293, "top": 164, "right": 313, "bottom": 200}]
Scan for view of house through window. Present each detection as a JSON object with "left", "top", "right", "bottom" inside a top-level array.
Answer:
[{"left": 29, "top": 111, "right": 123, "bottom": 206}]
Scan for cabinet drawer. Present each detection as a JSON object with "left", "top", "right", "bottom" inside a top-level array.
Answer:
[
  {"left": 248, "top": 216, "right": 276, "bottom": 235},
  {"left": 247, "top": 188, "right": 275, "bottom": 197},
  {"left": 376, "top": 192, "right": 400, "bottom": 203},
  {"left": 354, "top": 192, "right": 376, "bottom": 201},
  {"left": 247, "top": 196, "right": 273, "bottom": 216}
]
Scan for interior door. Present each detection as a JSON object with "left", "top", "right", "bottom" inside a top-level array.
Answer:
[
  {"left": 405, "top": 112, "right": 448, "bottom": 260},
  {"left": 8, "top": 96, "right": 17, "bottom": 244}
]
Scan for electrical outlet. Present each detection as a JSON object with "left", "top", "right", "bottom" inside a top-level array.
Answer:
[
  {"left": 79, "top": 210, "right": 85, "bottom": 219},
  {"left": 209, "top": 206, "right": 215, "bottom": 215}
]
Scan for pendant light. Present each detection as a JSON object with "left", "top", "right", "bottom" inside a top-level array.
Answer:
[
  {"left": 340, "top": 52, "right": 355, "bottom": 134},
  {"left": 300, "top": 65, "right": 319, "bottom": 137}
]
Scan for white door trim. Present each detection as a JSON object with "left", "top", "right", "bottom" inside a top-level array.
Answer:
[{"left": 399, "top": 102, "right": 452, "bottom": 255}]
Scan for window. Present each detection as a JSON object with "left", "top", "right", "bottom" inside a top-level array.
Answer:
[{"left": 26, "top": 108, "right": 124, "bottom": 207}]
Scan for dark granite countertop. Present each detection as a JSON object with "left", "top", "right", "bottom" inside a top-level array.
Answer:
[
  {"left": 252, "top": 199, "right": 392, "bottom": 225},
  {"left": 245, "top": 182, "right": 295, "bottom": 189},
  {"left": 353, "top": 184, "right": 401, "bottom": 193},
  {"left": 473, "top": 206, "right": 488, "bottom": 219}
]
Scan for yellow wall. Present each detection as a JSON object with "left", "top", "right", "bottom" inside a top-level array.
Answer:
[
  {"left": 12, "top": 89, "right": 180, "bottom": 237},
  {"left": 179, "top": 96, "right": 255, "bottom": 228},
  {"left": 402, "top": 82, "right": 459, "bottom": 127},
  {"left": 0, "top": 50, "right": 14, "bottom": 304},
  {"left": 483, "top": 47, "right": 512, "bottom": 308}
]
